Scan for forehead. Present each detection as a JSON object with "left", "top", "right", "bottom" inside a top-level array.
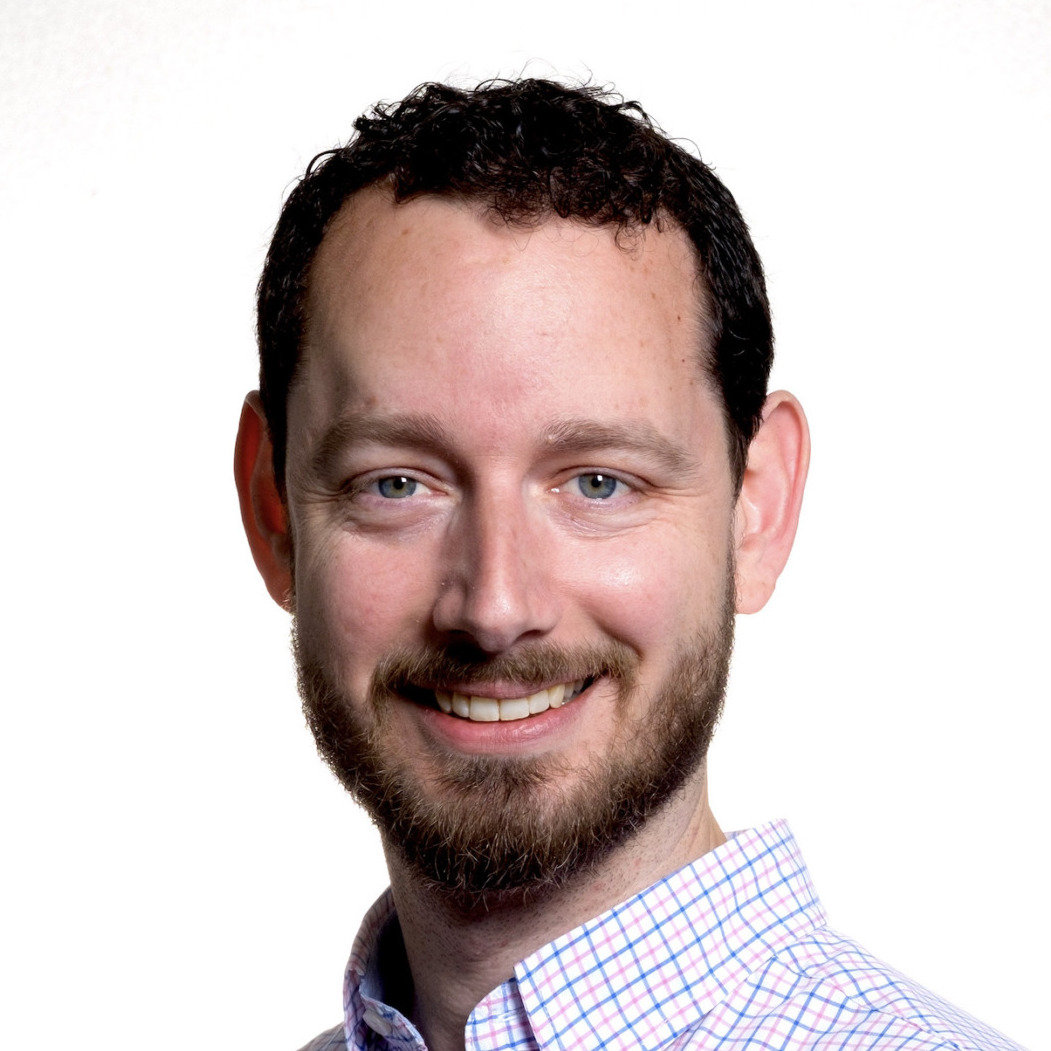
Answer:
[
  {"left": 292, "top": 188, "right": 719, "bottom": 457},
  {"left": 306, "top": 187, "right": 705, "bottom": 349}
]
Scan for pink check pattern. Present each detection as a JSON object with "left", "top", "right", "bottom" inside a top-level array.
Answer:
[{"left": 299, "top": 821, "right": 1027, "bottom": 1050}]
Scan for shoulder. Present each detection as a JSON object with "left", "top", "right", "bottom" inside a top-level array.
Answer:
[
  {"left": 295, "top": 1023, "right": 346, "bottom": 1051},
  {"left": 705, "top": 926, "right": 1027, "bottom": 1050}
]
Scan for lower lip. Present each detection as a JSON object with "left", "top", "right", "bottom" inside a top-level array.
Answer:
[{"left": 412, "top": 683, "right": 597, "bottom": 755}]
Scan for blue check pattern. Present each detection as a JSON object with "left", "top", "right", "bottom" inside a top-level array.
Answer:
[{"left": 298, "top": 821, "right": 1027, "bottom": 1050}]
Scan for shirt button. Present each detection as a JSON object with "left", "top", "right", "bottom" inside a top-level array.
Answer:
[{"left": 362, "top": 1005, "right": 394, "bottom": 1037}]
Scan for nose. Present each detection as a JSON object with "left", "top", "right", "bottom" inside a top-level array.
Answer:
[{"left": 431, "top": 490, "right": 561, "bottom": 653}]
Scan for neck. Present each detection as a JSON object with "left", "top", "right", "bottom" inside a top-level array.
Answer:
[{"left": 382, "top": 771, "right": 724, "bottom": 1051}]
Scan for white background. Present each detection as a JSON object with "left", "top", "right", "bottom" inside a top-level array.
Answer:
[{"left": 2, "top": 1, "right": 1048, "bottom": 1047}]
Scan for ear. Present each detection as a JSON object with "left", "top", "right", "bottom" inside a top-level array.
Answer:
[
  {"left": 734, "top": 390, "right": 810, "bottom": 614},
  {"left": 234, "top": 392, "right": 294, "bottom": 611}
]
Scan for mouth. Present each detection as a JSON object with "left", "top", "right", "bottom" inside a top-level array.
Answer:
[{"left": 424, "top": 678, "right": 592, "bottom": 723}]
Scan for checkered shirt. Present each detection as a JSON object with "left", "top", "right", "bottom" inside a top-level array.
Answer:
[{"left": 298, "top": 820, "right": 1027, "bottom": 1050}]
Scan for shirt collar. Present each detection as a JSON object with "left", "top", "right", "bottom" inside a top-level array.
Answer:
[
  {"left": 499, "top": 820, "right": 824, "bottom": 1050},
  {"left": 344, "top": 820, "right": 823, "bottom": 1051},
  {"left": 344, "top": 892, "right": 426, "bottom": 1049}
]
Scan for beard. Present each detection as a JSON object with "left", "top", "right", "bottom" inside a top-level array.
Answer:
[{"left": 294, "top": 586, "right": 734, "bottom": 909}]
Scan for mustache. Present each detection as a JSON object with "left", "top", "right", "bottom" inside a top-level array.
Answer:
[{"left": 372, "top": 640, "right": 638, "bottom": 695}]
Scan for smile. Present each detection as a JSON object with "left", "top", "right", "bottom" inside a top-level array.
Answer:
[{"left": 432, "top": 680, "right": 589, "bottom": 722}]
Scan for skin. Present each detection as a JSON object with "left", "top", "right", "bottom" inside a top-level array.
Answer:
[{"left": 235, "top": 188, "right": 809, "bottom": 1051}]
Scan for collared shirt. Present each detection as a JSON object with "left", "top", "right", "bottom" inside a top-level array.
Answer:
[{"left": 299, "top": 821, "right": 1027, "bottom": 1050}]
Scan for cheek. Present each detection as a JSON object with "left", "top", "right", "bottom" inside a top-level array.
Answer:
[
  {"left": 565, "top": 529, "right": 729, "bottom": 650},
  {"left": 296, "top": 539, "right": 439, "bottom": 668}
]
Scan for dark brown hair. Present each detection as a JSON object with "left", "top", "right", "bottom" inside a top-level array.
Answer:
[{"left": 257, "top": 78, "right": 773, "bottom": 487}]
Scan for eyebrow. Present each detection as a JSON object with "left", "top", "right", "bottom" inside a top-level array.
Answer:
[
  {"left": 310, "top": 412, "right": 450, "bottom": 477},
  {"left": 309, "top": 411, "right": 698, "bottom": 478},
  {"left": 539, "top": 417, "right": 698, "bottom": 474}
]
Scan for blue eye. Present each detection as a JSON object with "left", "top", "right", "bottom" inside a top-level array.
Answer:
[
  {"left": 575, "top": 474, "right": 620, "bottom": 499},
  {"left": 376, "top": 476, "right": 418, "bottom": 499}
]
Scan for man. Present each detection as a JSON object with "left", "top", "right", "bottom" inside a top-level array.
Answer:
[{"left": 235, "top": 79, "right": 1025, "bottom": 1051}]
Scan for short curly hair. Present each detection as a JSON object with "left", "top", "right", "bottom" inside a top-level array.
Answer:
[{"left": 257, "top": 78, "right": 773, "bottom": 488}]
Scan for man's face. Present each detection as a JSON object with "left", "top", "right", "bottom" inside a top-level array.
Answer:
[{"left": 282, "top": 190, "right": 740, "bottom": 902}]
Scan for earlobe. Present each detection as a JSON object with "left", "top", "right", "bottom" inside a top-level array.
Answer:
[
  {"left": 734, "top": 391, "right": 810, "bottom": 614},
  {"left": 233, "top": 392, "right": 294, "bottom": 611}
]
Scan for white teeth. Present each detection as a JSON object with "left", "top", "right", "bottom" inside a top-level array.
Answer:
[
  {"left": 433, "top": 680, "right": 589, "bottom": 722},
  {"left": 499, "top": 697, "right": 531, "bottom": 722},
  {"left": 469, "top": 697, "right": 500, "bottom": 722},
  {"left": 528, "top": 689, "right": 552, "bottom": 715}
]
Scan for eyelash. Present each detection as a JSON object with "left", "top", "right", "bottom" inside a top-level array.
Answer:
[
  {"left": 342, "top": 470, "right": 637, "bottom": 506},
  {"left": 374, "top": 475, "right": 422, "bottom": 499},
  {"left": 560, "top": 472, "right": 633, "bottom": 501},
  {"left": 344, "top": 473, "right": 435, "bottom": 501}
]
